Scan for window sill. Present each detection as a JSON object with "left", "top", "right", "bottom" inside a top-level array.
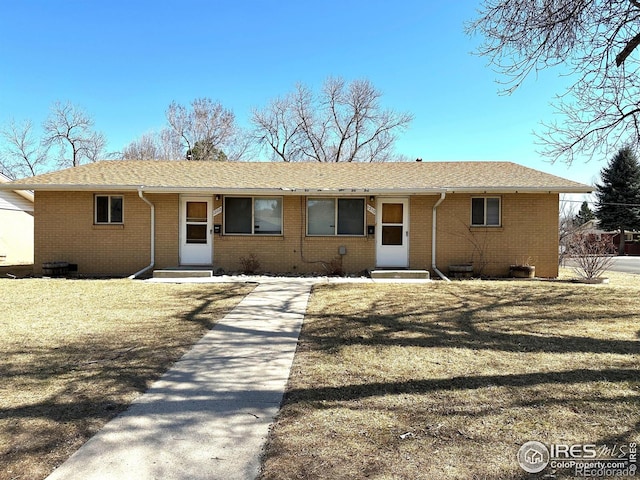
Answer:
[
  {"left": 221, "top": 234, "right": 284, "bottom": 238},
  {"left": 470, "top": 225, "right": 503, "bottom": 230},
  {"left": 92, "top": 224, "right": 125, "bottom": 230},
  {"left": 305, "top": 235, "right": 368, "bottom": 239}
]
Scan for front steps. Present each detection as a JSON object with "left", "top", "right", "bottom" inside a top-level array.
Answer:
[
  {"left": 153, "top": 268, "right": 213, "bottom": 279},
  {"left": 370, "top": 269, "right": 430, "bottom": 280},
  {"left": 152, "top": 267, "right": 430, "bottom": 281}
]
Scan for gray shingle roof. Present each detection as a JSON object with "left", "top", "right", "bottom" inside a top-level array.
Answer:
[{"left": 1, "top": 160, "right": 592, "bottom": 194}]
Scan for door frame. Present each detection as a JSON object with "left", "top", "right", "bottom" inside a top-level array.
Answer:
[
  {"left": 375, "top": 197, "right": 409, "bottom": 268},
  {"left": 179, "top": 195, "right": 213, "bottom": 265}
]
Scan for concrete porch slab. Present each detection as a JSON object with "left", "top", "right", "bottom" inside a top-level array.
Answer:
[
  {"left": 370, "top": 269, "right": 430, "bottom": 280},
  {"left": 153, "top": 269, "right": 213, "bottom": 279}
]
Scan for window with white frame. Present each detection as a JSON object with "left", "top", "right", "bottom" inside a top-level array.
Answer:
[
  {"left": 307, "top": 198, "right": 365, "bottom": 236},
  {"left": 471, "top": 197, "right": 501, "bottom": 226},
  {"left": 95, "top": 195, "right": 123, "bottom": 224},
  {"left": 224, "top": 197, "right": 282, "bottom": 234}
]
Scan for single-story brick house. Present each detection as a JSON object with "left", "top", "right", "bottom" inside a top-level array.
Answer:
[
  {"left": 0, "top": 172, "right": 34, "bottom": 265},
  {"left": 0, "top": 160, "right": 591, "bottom": 278}
]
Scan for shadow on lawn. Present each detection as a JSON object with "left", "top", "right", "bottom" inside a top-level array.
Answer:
[
  {"left": 0, "top": 284, "right": 250, "bottom": 479},
  {"left": 283, "top": 283, "right": 640, "bottom": 445},
  {"left": 175, "top": 284, "right": 254, "bottom": 329},
  {"left": 303, "top": 284, "right": 640, "bottom": 355},
  {"left": 285, "top": 367, "right": 640, "bottom": 403}
]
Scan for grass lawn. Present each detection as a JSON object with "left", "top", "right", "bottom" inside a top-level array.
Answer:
[
  {"left": 0, "top": 279, "right": 253, "bottom": 480},
  {"left": 260, "top": 272, "right": 640, "bottom": 479}
]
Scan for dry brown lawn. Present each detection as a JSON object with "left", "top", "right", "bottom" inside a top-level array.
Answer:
[
  {"left": 260, "top": 273, "right": 640, "bottom": 479},
  {"left": 0, "top": 279, "right": 253, "bottom": 480}
]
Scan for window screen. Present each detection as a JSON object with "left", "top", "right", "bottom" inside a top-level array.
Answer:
[
  {"left": 337, "top": 198, "right": 364, "bottom": 235},
  {"left": 110, "top": 196, "right": 123, "bottom": 223},
  {"left": 225, "top": 197, "right": 252, "bottom": 234},
  {"left": 307, "top": 199, "right": 335, "bottom": 235},
  {"left": 254, "top": 198, "right": 282, "bottom": 234},
  {"left": 486, "top": 198, "right": 500, "bottom": 226}
]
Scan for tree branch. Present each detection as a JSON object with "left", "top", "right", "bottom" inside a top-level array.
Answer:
[{"left": 616, "top": 31, "right": 640, "bottom": 66}]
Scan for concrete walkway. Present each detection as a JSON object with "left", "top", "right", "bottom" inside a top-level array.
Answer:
[{"left": 46, "top": 280, "right": 314, "bottom": 480}]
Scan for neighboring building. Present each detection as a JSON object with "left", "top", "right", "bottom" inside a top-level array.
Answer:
[
  {"left": 576, "top": 219, "right": 640, "bottom": 255},
  {"left": 0, "top": 172, "right": 34, "bottom": 265},
  {"left": 618, "top": 232, "right": 640, "bottom": 255},
  {"left": 0, "top": 160, "right": 592, "bottom": 278}
]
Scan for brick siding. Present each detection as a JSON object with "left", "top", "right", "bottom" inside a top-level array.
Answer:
[
  {"left": 34, "top": 191, "right": 559, "bottom": 278},
  {"left": 34, "top": 191, "right": 178, "bottom": 276}
]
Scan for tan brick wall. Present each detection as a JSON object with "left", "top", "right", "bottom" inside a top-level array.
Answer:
[
  {"left": 214, "top": 196, "right": 376, "bottom": 274},
  {"left": 148, "top": 193, "right": 179, "bottom": 270},
  {"left": 433, "top": 193, "right": 559, "bottom": 277},
  {"left": 34, "top": 191, "right": 559, "bottom": 278},
  {"left": 409, "top": 196, "right": 435, "bottom": 271},
  {"left": 34, "top": 191, "right": 178, "bottom": 276}
]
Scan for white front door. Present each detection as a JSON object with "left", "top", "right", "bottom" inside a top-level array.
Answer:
[
  {"left": 180, "top": 196, "right": 213, "bottom": 265},
  {"left": 376, "top": 198, "right": 409, "bottom": 268}
]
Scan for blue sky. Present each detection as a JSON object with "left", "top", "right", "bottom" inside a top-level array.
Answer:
[{"left": 0, "top": 1, "right": 598, "bottom": 187}]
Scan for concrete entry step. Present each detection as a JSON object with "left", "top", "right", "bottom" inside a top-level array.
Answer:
[
  {"left": 370, "top": 269, "right": 430, "bottom": 280},
  {"left": 153, "top": 269, "right": 213, "bottom": 278}
]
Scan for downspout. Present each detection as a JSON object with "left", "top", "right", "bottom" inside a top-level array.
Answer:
[
  {"left": 432, "top": 192, "right": 450, "bottom": 281},
  {"left": 128, "top": 188, "right": 155, "bottom": 279}
]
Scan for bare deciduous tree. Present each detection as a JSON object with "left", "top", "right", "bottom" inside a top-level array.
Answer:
[
  {"left": 469, "top": 1, "right": 640, "bottom": 164},
  {"left": 251, "top": 95, "right": 303, "bottom": 162},
  {"left": 251, "top": 77, "right": 413, "bottom": 162},
  {"left": 165, "top": 98, "right": 238, "bottom": 161},
  {"left": 566, "top": 231, "right": 616, "bottom": 280},
  {"left": 42, "top": 101, "right": 106, "bottom": 167},
  {"left": 0, "top": 119, "right": 50, "bottom": 178},
  {"left": 121, "top": 130, "right": 182, "bottom": 161},
  {"left": 121, "top": 132, "right": 162, "bottom": 160},
  {"left": 558, "top": 195, "right": 578, "bottom": 266}
]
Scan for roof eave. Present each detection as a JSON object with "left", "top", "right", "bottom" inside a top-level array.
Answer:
[
  {"left": 0, "top": 184, "right": 449, "bottom": 195},
  {"left": 13, "top": 189, "right": 34, "bottom": 202},
  {"left": 0, "top": 184, "right": 593, "bottom": 195},
  {"left": 447, "top": 186, "right": 593, "bottom": 194},
  {"left": 0, "top": 179, "right": 35, "bottom": 200}
]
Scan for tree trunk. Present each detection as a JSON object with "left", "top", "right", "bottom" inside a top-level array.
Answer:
[{"left": 619, "top": 228, "right": 626, "bottom": 255}]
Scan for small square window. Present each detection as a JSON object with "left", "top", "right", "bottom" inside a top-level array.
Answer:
[
  {"left": 471, "top": 197, "right": 501, "bottom": 226},
  {"left": 95, "top": 195, "right": 123, "bottom": 224}
]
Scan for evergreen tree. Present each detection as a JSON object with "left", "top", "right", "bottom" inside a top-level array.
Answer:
[
  {"left": 186, "top": 140, "right": 228, "bottom": 162},
  {"left": 595, "top": 146, "right": 640, "bottom": 254},
  {"left": 574, "top": 201, "right": 595, "bottom": 226}
]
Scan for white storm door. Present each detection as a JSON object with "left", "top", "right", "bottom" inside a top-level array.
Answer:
[
  {"left": 376, "top": 198, "right": 409, "bottom": 268},
  {"left": 180, "top": 196, "right": 213, "bottom": 265}
]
